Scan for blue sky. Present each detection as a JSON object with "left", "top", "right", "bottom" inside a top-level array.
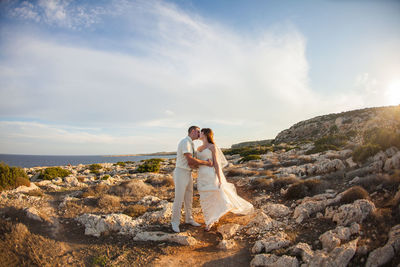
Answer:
[{"left": 0, "top": 0, "right": 399, "bottom": 155}]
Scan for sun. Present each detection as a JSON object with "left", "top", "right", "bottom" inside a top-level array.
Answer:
[{"left": 385, "top": 79, "right": 400, "bottom": 106}]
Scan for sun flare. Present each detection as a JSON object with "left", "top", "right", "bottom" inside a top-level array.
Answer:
[{"left": 385, "top": 79, "right": 400, "bottom": 106}]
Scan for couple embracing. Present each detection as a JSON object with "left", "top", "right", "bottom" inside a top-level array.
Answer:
[{"left": 171, "top": 126, "right": 254, "bottom": 233}]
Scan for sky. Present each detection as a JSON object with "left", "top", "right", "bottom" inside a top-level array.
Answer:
[{"left": 0, "top": 0, "right": 399, "bottom": 155}]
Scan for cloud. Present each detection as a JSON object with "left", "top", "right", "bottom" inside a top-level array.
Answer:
[{"left": 3, "top": 0, "right": 394, "bottom": 154}]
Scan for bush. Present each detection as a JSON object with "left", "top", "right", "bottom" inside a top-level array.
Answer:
[
  {"left": 352, "top": 143, "right": 381, "bottom": 163},
  {"left": 250, "top": 178, "right": 274, "bottom": 190},
  {"left": 0, "top": 162, "right": 30, "bottom": 191},
  {"left": 39, "top": 167, "right": 71, "bottom": 180},
  {"left": 114, "top": 161, "right": 126, "bottom": 167},
  {"left": 223, "top": 146, "right": 272, "bottom": 157},
  {"left": 145, "top": 175, "right": 174, "bottom": 187},
  {"left": 363, "top": 127, "right": 400, "bottom": 150},
  {"left": 109, "top": 180, "right": 152, "bottom": 198},
  {"left": 306, "top": 134, "right": 348, "bottom": 155},
  {"left": 123, "top": 204, "right": 148, "bottom": 218},
  {"left": 284, "top": 179, "right": 323, "bottom": 200},
  {"left": 81, "top": 184, "right": 109, "bottom": 198},
  {"left": 136, "top": 158, "right": 163, "bottom": 173},
  {"left": 340, "top": 186, "right": 370, "bottom": 204},
  {"left": 97, "top": 194, "right": 120, "bottom": 208},
  {"left": 89, "top": 164, "right": 102, "bottom": 175},
  {"left": 238, "top": 154, "right": 261, "bottom": 163},
  {"left": 101, "top": 175, "right": 110, "bottom": 180}
]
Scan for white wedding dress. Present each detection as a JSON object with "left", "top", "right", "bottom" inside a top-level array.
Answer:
[{"left": 196, "top": 147, "right": 254, "bottom": 226}]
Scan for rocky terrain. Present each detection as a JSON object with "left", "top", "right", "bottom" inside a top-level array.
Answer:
[{"left": 1, "top": 105, "right": 400, "bottom": 266}]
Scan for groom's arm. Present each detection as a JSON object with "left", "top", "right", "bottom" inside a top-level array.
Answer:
[{"left": 184, "top": 153, "right": 213, "bottom": 168}]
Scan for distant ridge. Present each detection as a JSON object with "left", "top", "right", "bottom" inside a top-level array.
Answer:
[{"left": 231, "top": 139, "right": 274, "bottom": 149}]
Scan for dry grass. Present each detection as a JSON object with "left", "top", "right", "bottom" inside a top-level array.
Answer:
[
  {"left": 273, "top": 176, "right": 301, "bottom": 189},
  {"left": 354, "top": 172, "right": 400, "bottom": 193},
  {"left": 123, "top": 204, "right": 149, "bottom": 218},
  {"left": 247, "top": 161, "right": 265, "bottom": 169},
  {"left": 250, "top": 176, "right": 300, "bottom": 191},
  {"left": 340, "top": 186, "right": 370, "bottom": 204},
  {"left": 250, "top": 178, "right": 274, "bottom": 190},
  {"left": 23, "top": 189, "right": 43, "bottom": 197},
  {"left": 82, "top": 184, "right": 109, "bottom": 198},
  {"left": 284, "top": 179, "right": 325, "bottom": 200},
  {"left": 145, "top": 175, "right": 174, "bottom": 187},
  {"left": 15, "top": 176, "right": 30, "bottom": 188},
  {"left": 109, "top": 180, "right": 152, "bottom": 199},
  {"left": 97, "top": 194, "right": 120, "bottom": 208},
  {"left": 225, "top": 168, "right": 258, "bottom": 177}
]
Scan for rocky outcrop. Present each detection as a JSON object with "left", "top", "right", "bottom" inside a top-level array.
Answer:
[
  {"left": 331, "top": 199, "right": 376, "bottom": 226},
  {"left": 252, "top": 234, "right": 291, "bottom": 254},
  {"left": 133, "top": 231, "right": 197, "bottom": 246},
  {"left": 261, "top": 203, "right": 290, "bottom": 218},
  {"left": 366, "top": 224, "right": 400, "bottom": 267},
  {"left": 217, "top": 223, "right": 241, "bottom": 240},
  {"left": 293, "top": 193, "right": 341, "bottom": 223},
  {"left": 245, "top": 210, "right": 283, "bottom": 235},
  {"left": 319, "top": 223, "right": 360, "bottom": 251}
]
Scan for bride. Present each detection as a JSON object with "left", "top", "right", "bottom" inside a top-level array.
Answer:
[{"left": 196, "top": 128, "right": 254, "bottom": 231}]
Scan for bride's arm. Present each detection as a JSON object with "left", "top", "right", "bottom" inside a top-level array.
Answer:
[{"left": 210, "top": 145, "right": 222, "bottom": 187}]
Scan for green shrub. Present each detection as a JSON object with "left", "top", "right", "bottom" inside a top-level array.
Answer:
[
  {"left": 89, "top": 164, "right": 102, "bottom": 175},
  {"left": 101, "top": 174, "right": 110, "bottom": 180},
  {"left": 238, "top": 154, "right": 261, "bottom": 163},
  {"left": 329, "top": 125, "right": 339, "bottom": 134},
  {"left": 363, "top": 127, "right": 400, "bottom": 150},
  {"left": 92, "top": 255, "right": 108, "bottom": 267},
  {"left": 352, "top": 143, "right": 381, "bottom": 163},
  {"left": 38, "top": 167, "right": 71, "bottom": 180},
  {"left": 223, "top": 146, "right": 272, "bottom": 156},
  {"left": 136, "top": 158, "right": 163, "bottom": 173},
  {"left": 306, "top": 134, "right": 348, "bottom": 155},
  {"left": 114, "top": 161, "right": 126, "bottom": 167},
  {"left": 0, "top": 162, "right": 30, "bottom": 191}
]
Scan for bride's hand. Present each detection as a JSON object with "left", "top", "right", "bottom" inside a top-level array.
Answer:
[
  {"left": 206, "top": 159, "right": 213, "bottom": 167},
  {"left": 218, "top": 181, "right": 221, "bottom": 188}
]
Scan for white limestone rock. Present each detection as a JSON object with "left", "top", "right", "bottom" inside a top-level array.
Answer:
[
  {"left": 217, "top": 223, "right": 241, "bottom": 240},
  {"left": 252, "top": 235, "right": 291, "bottom": 254},
  {"left": 290, "top": 242, "right": 314, "bottom": 263},
  {"left": 319, "top": 223, "right": 360, "bottom": 251},
  {"left": 217, "top": 239, "right": 237, "bottom": 250},
  {"left": 250, "top": 254, "right": 298, "bottom": 267},
  {"left": 133, "top": 231, "right": 197, "bottom": 246},
  {"left": 262, "top": 203, "right": 290, "bottom": 218},
  {"left": 245, "top": 210, "right": 283, "bottom": 235},
  {"left": 25, "top": 207, "right": 43, "bottom": 222},
  {"left": 332, "top": 199, "right": 375, "bottom": 226}
]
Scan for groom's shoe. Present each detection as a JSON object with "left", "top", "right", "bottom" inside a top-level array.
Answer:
[
  {"left": 171, "top": 222, "right": 180, "bottom": 233},
  {"left": 186, "top": 220, "right": 201, "bottom": 227}
]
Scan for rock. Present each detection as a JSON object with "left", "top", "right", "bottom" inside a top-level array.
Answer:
[
  {"left": 217, "top": 223, "right": 241, "bottom": 239},
  {"left": 349, "top": 176, "right": 360, "bottom": 184},
  {"left": 252, "top": 235, "right": 291, "bottom": 254},
  {"left": 293, "top": 194, "right": 341, "bottom": 223},
  {"left": 133, "top": 231, "right": 197, "bottom": 246},
  {"left": 138, "top": 201, "right": 172, "bottom": 225},
  {"left": 332, "top": 199, "right": 376, "bottom": 226},
  {"left": 76, "top": 213, "right": 140, "bottom": 237},
  {"left": 261, "top": 203, "right": 290, "bottom": 218},
  {"left": 385, "top": 147, "right": 399, "bottom": 157},
  {"left": 245, "top": 210, "right": 283, "bottom": 235},
  {"left": 290, "top": 242, "right": 314, "bottom": 263},
  {"left": 366, "top": 224, "right": 400, "bottom": 267},
  {"left": 384, "top": 151, "right": 400, "bottom": 172},
  {"left": 36, "top": 180, "right": 52, "bottom": 186},
  {"left": 25, "top": 207, "right": 43, "bottom": 222},
  {"left": 59, "top": 196, "right": 79, "bottom": 208},
  {"left": 346, "top": 157, "right": 358, "bottom": 168},
  {"left": 250, "top": 254, "right": 298, "bottom": 267},
  {"left": 319, "top": 223, "right": 360, "bottom": 251},
  {"left": 217, "top": 239, "right": 236, "bottom": 250},
  {"left": 137, "top": 195, "right": 161, "bottom": 206},
  {"left": 12, "top": 182, "right": 39, "bottom": 193},
  {"left": 307, "top": 238, "right": 358, "bottom": 267}
]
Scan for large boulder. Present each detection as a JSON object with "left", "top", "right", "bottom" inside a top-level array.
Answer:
[
  {"left": 217, "top": 223, "right": 241, "bottom": 240},
  {"left": 319, "top": 223, "right": 360, "bottom": 251},
  {"left": 252, "top": 234, "right": 291, "bottom": 254},
  {"left": 262, "top": 203, "right": 290, "bottom": 218},
  {"left": 245, "top": 210, "right": 283, "bottom": 235}
]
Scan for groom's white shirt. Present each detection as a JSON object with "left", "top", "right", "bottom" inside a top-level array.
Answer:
[{"left": 176, "top": 136, "right": 195, "bottom": 171}]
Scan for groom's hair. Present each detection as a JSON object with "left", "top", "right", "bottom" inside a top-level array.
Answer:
[{"left": 188, "top": 125, "right": 199, "bottom": 134}]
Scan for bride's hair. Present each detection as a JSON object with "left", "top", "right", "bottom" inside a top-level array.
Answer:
[{"left": 201, "top": 128, "right": 215, "bottom": 144}]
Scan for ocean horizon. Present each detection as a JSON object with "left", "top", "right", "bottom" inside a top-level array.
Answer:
[{"left": 0, "top": 154, "right": 176, "bottom": 168}]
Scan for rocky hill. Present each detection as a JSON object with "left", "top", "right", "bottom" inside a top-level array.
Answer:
[
  {"left": 0, "top": 105, "right": 400, "bottom": 266},
  {"left": 275, "top": 105, "right": 400, "bottom": 144}
]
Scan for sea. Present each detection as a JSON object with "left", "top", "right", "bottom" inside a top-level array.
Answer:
[{"left": 0, "top": 154, "right": 176, "bottom": 168}]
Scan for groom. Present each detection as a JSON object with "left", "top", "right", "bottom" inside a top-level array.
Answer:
[{"left": 171, "top": 126, "right": 213, "bottom": 233}]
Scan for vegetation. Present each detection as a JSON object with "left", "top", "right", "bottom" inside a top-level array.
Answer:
[
  {"left": 92, "top": 255, "right": 109, "bottom": 267},
  {"left": 97, "top": 194, "right": 120, "bottom": 208},
  {"left": 238, "top": 154, "right": 261, "bottom": 163},
  {"left": 306, "top": 134, "right": 348, "bottom": 155},
  {"left": 114, "top": 161, "right": 126, "bottom": 167},
  {"left": 363, "top": 127, "right": 400, "bottom": 150},
  {"left": 352, "top": 143, "right": 381, "bottom": 163},
  {"left": 89, "top": 164, "right": 102, "bottom": 175},
  {"left": 101, "top": 175, "right": 110, "bottom": 180},
  {"left": 0, "top": 162, "right": 30, "bottom": 191},
  {"left": 284, "top": 179, "right": 324, "bottom": 200},
  {"left": 145, "top": 175, "right": 174, "bottom": 187},
  {"left": 124, "top": 204, "right": 149, "bottom": 218},
  {"left": 136, "top": 158, "right": 163, "bottom": 173},
  {"left": 340, "top": 186, "right": 369, "bottom": 204},
  {"left": 37, "top": 167, "right": 71, "bottom": 180},
  {"left": 231, "top": 139, "right": 274, "bottom": 149}
]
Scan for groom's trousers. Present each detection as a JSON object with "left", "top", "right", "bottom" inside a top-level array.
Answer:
[{"left": 171, "top": 167, "right": 194, "bottom": 225}]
